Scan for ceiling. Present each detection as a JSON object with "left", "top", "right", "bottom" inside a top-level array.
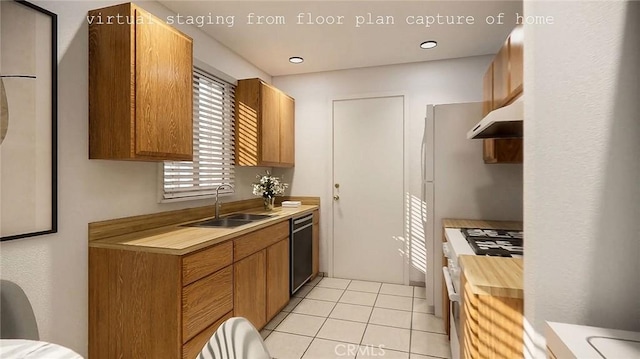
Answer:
[{"left": 159, "top": 0, "right": 523, "bottom": 76}]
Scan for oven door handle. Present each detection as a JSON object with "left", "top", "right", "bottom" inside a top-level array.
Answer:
[{"left": 442, "top": 267, "right": 460, "bottom": 303}]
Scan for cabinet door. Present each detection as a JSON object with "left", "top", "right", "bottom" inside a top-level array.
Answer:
[
  {"left": 279, "top": 94, "right": 295, "bottom": 167},
  {"left": 260, "top": 84, "right": 280, "bottom": 164},
  {"left": 509, "top": 25, "right": 524, "bottom": 98},
  {"left": 266, "top": 238, "right": 290, "bottom": 321},
  {"left": 234, "top": 250, "right": 267, "bottom": 329},
  {"left": 135, "top": 8, "right": 193, "bottom": 160},
  {"left": 492, "top": 40, "right": 510, "bottom": 109},
  {"left": 482, "top": 63, "right": 494, "bottom": 117}
]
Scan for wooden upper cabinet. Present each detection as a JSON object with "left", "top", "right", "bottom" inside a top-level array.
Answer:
[
  {"left": 279, "top": 94, "right": 295, "bottom": 166},
  {"left": 235, "top": 78, "right": 295, "bottom": 167},
  {"left": 482, "top": 63, "right": 494, "bottom": 117},
  {"left": 481, "top": 25, "right": 524, "bottom": 165},
  {"left": 492, "top": 40, "right": 510, "bottom": 109},
  {"left": 88, "top": 3, "right": 193, "bottom": 161},
  {"left": 260, "top": 84, "right": 281, "bottom": 164},
  {"left": 509, "top": 25, "right": 524, "bottom": 97}
]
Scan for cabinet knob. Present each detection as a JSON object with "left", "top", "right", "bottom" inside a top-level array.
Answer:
[
  {"left": 333, "top": 195, "right": 340, "bottom": 201},
  {"left": 334, "top": 183, "right": 340, "bottom": 189}
]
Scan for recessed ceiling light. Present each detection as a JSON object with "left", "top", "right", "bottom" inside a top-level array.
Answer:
[
  {"left": 420, "top": 41, "right": 438, "bottom": 49},
  {"left": 289, "top": 56, "right": 304, "bottom": 64}
]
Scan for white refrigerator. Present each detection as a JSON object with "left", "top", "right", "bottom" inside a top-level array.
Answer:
[{"left": 421, "top": 102, "right": 523, "bottom": 317}]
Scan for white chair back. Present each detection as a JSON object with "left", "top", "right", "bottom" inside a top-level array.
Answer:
[{"left": 197, "top": 317, "right": 271, "bottom": 359}]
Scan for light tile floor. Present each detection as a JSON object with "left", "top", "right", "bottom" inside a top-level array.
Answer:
[{"left": 263, "top": 277, "right": 450, "bottom": 359}]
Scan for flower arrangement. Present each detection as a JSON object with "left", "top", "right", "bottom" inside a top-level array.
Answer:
[{"left": 252, "top": 171, "right": 288, "bottom": 210}]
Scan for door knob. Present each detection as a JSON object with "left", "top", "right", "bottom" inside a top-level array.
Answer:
[{"left": 333, "top": 195, "right": 340, "bottom": 201}]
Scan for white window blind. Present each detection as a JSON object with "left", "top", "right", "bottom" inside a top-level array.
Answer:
[{"left": 162, "top": 68, "right": 235, "bottom": 200}]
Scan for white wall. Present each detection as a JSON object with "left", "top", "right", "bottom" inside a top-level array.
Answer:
[
  {"left": 273, "top": 55, "right": 514, "bottom": 311},
  {"left": 0, "top": 1, "right": 270, "bottom": 355},
  {"left": 523, "top": 0, "right": 640, "bottom": 356}
]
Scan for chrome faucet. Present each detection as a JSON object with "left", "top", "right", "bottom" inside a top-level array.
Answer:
[{"left": 214, "top": 184, "right": 232, "bottom": 219}]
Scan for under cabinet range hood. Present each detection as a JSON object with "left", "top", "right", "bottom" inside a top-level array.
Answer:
[{"left": 467, "top": 98, "right": 523, "bottom": 139}]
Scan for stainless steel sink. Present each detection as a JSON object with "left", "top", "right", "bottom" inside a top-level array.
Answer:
[
  {"left": 185, "top": 218, "right": 254, "bottom": 228},
  {"left": 183, "top": 213, "right": 273, "bottom": 228},
  {"left": 225, "top": 213, "right": 273, "bottom": 221}
]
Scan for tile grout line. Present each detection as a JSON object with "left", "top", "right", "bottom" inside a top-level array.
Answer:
[
  {"left": 409, "top": 288, "right": 415, "bottom": 356},
  {"left": 298, "top": 278, "right": 350, "bottom": 359},
  {"left": 357, "top": 283, "right": 382, "bottom": 353},
  {"left": 267, "top": 279, "right": 447, "bottom": 358}
]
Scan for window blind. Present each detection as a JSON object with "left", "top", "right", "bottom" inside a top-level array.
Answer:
[{"left": 162, "top": 68, "right": 235, "bottom": 200}]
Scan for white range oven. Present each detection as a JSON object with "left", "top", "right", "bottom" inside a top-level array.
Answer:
[
  {"left": 442, "top": 227, "right": 524, "bottom": 359},
  {"left": 442, "top": 228, "right": 474, "bottom": 359}
]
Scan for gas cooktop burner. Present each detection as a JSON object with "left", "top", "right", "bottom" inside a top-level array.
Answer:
[{"left": 460, "top": 228, "right": 524, "bottom": 257}]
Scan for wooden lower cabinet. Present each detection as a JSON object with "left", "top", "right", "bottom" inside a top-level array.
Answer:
[
  {"left": 89, "top": 217, "right": 312, "bottom": 357},
  {"left": 88, "top": 245, "right": 232, "bottom": 359},
  {"left": 234, "top": 225, "right": 291, "bottom": 330},
  {"left": 460, "top": 272, "right": 524, "bottom": 359},
  {"left": 234, "top": 250, "right": 267, "bottom": 329},
  {"left": 267, "top": 238, "right": 290, "bottom": 319}
]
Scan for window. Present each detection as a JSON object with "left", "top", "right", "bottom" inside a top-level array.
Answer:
[{"left": 162, "top": 68, "right": 235, "bottom": 201}]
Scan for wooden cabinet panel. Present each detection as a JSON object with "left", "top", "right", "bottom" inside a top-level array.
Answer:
[
  {"left": 88, "top": 3, "right": 193, "bottom": 161},
  {"left": 234, "top": 221, "right": 289, "bottom": 262},
  {"left": 235, "top": 78, "right": 295, "bottom": 167},
  {"left": 484, "top": 139, "right": 523, "bottom": 164},
  {"left": 234, "top": 251, "right": 267, "bottom": 329},
  {"left": 182, "top": 266, "right": 233, "bottom": 342},
  {"left": 88, "top": 3, "right": 134, "bottom": 161},
  {"left": 182, "top": 241, "right": 233, "bottom": 286},
  {"left": 509, "top": 25, "right": 524, "bottom": 97},
  {"left": 88, "top": 248, "right": 182, "bottom": 359},
  {"left": 182, "top": 311, "right": 233, "bottom": 359},
  {"left": 482, "top": 63, "right": 494, "bottom": 117},
  {"left": 492, "top": 40, "right": 510, "bottom": 109},
  {"left": 235, "top": 78, "right": 261, "bottom": 166},
  {"left": 461, "top": 271, "right": 524, "bottom": 359},
  {"left": 134, "top": 11, "right": 193, "bottom": 159},
  {"left": 266, "top": 238, "right": 290, "bottom": 320},
  {"left": 279, "top": 94, "right": 295, "bottom": 166},
  {"left": 260, "top": 84, "right": 281, "bottom": 164}
]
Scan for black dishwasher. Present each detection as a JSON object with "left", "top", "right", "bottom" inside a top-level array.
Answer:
[{"left": 290, "top": 213, "right": 313, "bottom": 294}]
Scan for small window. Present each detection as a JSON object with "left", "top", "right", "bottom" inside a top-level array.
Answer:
[{"left": 162, "top": 68, "right": 235, "bottom": 201}]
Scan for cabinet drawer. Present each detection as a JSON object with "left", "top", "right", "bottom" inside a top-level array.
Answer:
[
  {"left": 182, "top": 311, "right": 233, "bottom": 359},
  {"left": 182, "top": 266, "right": 233, "bottom": 342},
  {"left": 234, "top": 221, "right": 289, "bottom": 261},
  {"left": 182, "top": 241, "right": 233, "bottom": 286}
]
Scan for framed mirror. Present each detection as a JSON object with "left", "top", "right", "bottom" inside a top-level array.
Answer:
[{"left": 1, "top": 0, "right": 57, "bottom": 241}]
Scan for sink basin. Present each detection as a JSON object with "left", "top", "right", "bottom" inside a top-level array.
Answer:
[
  {"left": 225, "top": 213, "right": 273, "bottom": 221},
  {"left": 185, "top": 218, "right": 254, "bottom": 228}
]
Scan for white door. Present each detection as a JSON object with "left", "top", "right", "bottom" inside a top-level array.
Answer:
[{"left": 332, "top": 96, "right": 404, "bottom": 284}]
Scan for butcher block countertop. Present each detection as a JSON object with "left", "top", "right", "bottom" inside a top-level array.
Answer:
[
  {"left": 444, "top": 218, "right": 524, "bottom": 299},
  {"left": 459, "top": 255, "right": 524, "bottom": 299},
  {"left": 89, "top": 204, "right": 318, "bottom": 256}
]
